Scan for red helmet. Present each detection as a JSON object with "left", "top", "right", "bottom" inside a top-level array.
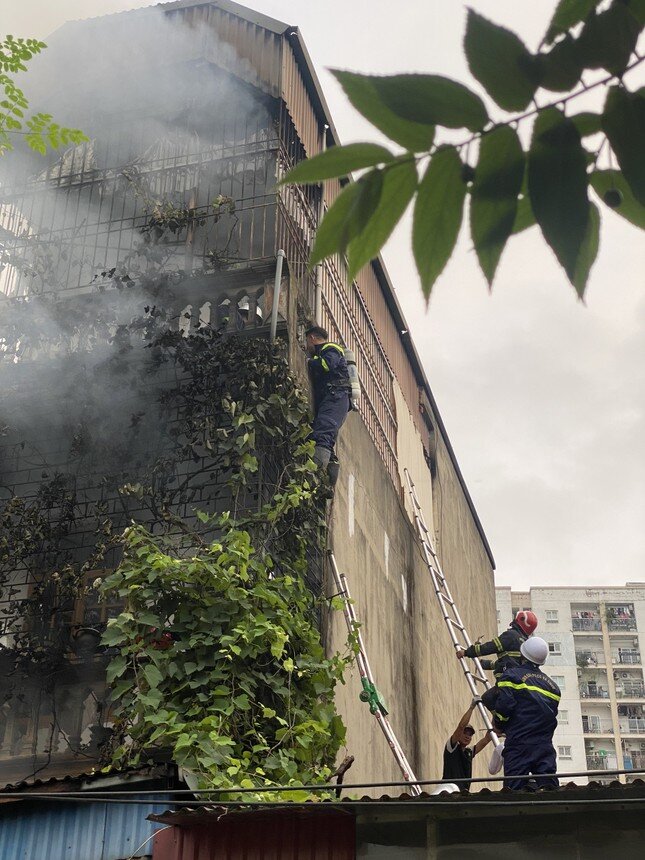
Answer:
[{"left": 514, "top": 610, "right": 538, "bottom": 635}]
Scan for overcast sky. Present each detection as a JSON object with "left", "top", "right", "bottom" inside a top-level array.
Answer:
[{"left": 5, "top": 0, "right": 644, "bottom": 590}]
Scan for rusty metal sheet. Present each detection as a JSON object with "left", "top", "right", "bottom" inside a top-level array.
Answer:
[{"left": 152, "top": 808, "right": 355, "bottom": 859}]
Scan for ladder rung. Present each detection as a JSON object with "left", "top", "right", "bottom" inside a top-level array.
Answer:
[
  {"left": 436, "top": 592, "right": 454, "bottom": 606},
  {"left": 446, "top": 618, "right": 465, "bottom": 631}
]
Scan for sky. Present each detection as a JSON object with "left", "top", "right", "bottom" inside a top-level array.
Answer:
[{"left": 4, "top": 0, "right": 644, "bottom": 590}]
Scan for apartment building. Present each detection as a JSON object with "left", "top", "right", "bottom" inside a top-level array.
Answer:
[{"left": 496, "top": 585, "right": 645, "bottom": 783}]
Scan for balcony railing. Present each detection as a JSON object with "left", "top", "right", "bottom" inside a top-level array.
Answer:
[
  {"left": 576, "top": 651, "right": 605, "bottom": 667},
  {"left": 579, "top": 684, "right": 610, "bottom": 699},
  {"left": 582, "top": 717, "right": 613, "bottom": 734},
  {"left": 608, "top": 618, "right": 637, "bottom": 632},
  {"left": 620, "top": 719, "right": 645, "bottom": 733},
  {"left": 586, "top": 755, "right": 616, "bottom": 771},
  {"left": 624, "top": 752, "right": 645, "bottom": 770},
  {"left": 615, "top": 650, "right": 642, "bottom": 665},
  {"left": 572, "top": 617, "right": 602, "bottom": 631},
  {"left": 616, "top": 683, "right": 645, "bottom": 699}
]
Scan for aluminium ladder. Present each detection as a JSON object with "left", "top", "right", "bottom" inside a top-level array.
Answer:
[
  {"left": 328, "top": 551, "right": 422, "bottom": 796},
  {"left": 404, "top": 468, "right": 502, "bottom": 750}
]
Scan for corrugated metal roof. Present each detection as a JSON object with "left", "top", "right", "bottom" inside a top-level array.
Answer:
[
  {"left": 148, "top": 778, "right": 645, "bottom": 824},
  {"left": 0, "top": 798, "right": 173, "bottom": 860},
  {"left": 1, "top": 765, "right": 168, "bottom": 795}
]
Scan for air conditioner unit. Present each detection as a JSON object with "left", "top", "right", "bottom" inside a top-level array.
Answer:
[
  {"left": 640, "top": 742, "right": 645, "bottom": 750},
  {"left": 622, "top": 673, "right": 629, "bottom": 678}
]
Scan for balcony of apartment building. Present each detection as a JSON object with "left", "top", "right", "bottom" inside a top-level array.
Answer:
[
  {"left": 614, "top": 669, "right": 645, "bottom": 700},
  {"left": 612, "top": 644, "right": 642, "bottom": 666},
  {"left": 575, "top": 641, "right": 605, "bottom": 669},
  {"left": 618, "top": 704, "right": 645, "bottom": 735},
  {"left": 585, "top": 739, "right": 618, "bottom": 777},
  {"left": 581, "top": 706, "right": 614, "bottom": 736},
  {"left": 578, "top": 668, "right": 610, "bottom": 701},
  {"left": 571, "top": 604, "right": 602, "bottom": 633},
  {"left": 606, "top": 603, "right": 637, "bottom": 633},
  {"left": 622, "top": 743, "right": 645, "bottom": 780}
]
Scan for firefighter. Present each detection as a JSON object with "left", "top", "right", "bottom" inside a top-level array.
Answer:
[
  {"left": 456, "top": 610, "right": 538, "bottom": 715},
  {"left": 305, "top": 325, "right": 350, "bottom": 474},
  {"left": 494, "top": 636, "right": 560, "bottom": 790}
]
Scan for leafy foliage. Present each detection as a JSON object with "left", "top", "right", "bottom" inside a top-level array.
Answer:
[
  {"left": 282, "top": 1, "right": 644, "bottom": 300},
  {"left": 0, "top": 35, "right": 86, "bottom": 155},
  {"left": 100, "top": 514, "right": 349, "bottom": 800}
]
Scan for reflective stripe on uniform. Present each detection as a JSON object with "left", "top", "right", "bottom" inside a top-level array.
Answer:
[
  {"left": 494, "top": 711, "right": 509, "bottom": 722},
  {"left": 321, "top": 342, "right": 344, "bottom": 354},
  {"left": 320, "top": 357, "right": 329, "bottom": 371},
  {"left": 493, "top": 637, "right": 502, "bottom": 651},
  {"left": 498, "top": 680, "right": 561, "bottom": 702}
]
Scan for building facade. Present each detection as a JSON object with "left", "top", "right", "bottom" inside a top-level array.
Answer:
[
  {"left": 0, "top": 0, "right": 496, "bottom": 793},
  {"left": 496, "top": 584, "right": 645, "bottom": 783}
]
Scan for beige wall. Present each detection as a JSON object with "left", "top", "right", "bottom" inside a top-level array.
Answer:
[{"left": 326, "top": 407, "right": 496, "bottom": 792}]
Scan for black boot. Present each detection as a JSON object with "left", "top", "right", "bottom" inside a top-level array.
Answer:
[{"left": 327, "top": 455, "right": 340, "bottom": 487}]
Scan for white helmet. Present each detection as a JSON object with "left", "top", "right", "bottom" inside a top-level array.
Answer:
[{"left": 520, "top": 636, "right": 549, "bottom": 666}]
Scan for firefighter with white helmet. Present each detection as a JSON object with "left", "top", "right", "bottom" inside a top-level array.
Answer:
[{"left": 493, "top": 635, "right": 560, "bottom": 790}]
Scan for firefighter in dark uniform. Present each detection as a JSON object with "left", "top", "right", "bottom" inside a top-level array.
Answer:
[
  {"left": 456, "top": 610, "right": 538, "bottom": 715},
  {"left": 494, "top": 636, "right": 560, "bottom": 790},
  {"left": 305, "top": 325, "right": 350, "bottom": 475}
]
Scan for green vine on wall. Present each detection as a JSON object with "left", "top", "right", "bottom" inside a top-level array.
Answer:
[{"left": 1, "top": 200, "right": 351, "bottom": 790}]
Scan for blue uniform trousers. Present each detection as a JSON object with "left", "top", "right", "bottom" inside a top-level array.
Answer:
[
  {"left": 502, "top": 739, "right": 558, "bottom": 791},
  {"left": 311, "top": 389, "right": 350, "bottom": 452}
]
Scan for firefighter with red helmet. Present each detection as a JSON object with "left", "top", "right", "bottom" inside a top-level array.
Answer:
[{"left": 456, "top": 610, "right": 538, "bottom": 715}]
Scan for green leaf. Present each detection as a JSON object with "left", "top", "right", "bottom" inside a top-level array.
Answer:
[
  {"left": 528, "top": 108, "right": 590, "bottom": 286},
  {"left": 572, "top": 202, "right": 600, "bottom": 298},
  {"left": 412, "top": 146, "right": 466, "bottom": 300},
  {"left": 590, "top": 169, "right": 645, "bottom": 228},
  {"left": 570, "top": 112, "right": 602, "bottom": 137},
  {"left": 624, "top": 0, "right": 645, "bottom": 26},
  {"left": 280, "top": 142, "right": 394, "bottom": 185},
  {"left": 465, "top": 10, "right": 539, "bottom": 111},
  {"left": 512, "top": 195, "right": 536, "bottom": 234},
  {"left": 144, "top": 663, "right": 164, "bottom": 689},
  {"left": 310, "top": 170, "right": 383, "bottom": 266},
  {"left": 332, "top": 70, "right": 435, "bottom": 152},
  {"left": 106, "top": 655, "right": 127, "bottom": 684},
  {"left": 370, "top": 74, "right": 488, "bottom": 132},
  {"left": 546, "top": 0, "right": 599, "bottom": 42},
  {"left": 577, "top": 4, "right": 641, "bottom": 75},
  {"left": 470, "top": 126, "right": 525, "bottom": 286},
  {"left": 347, "top": 158, "right": 418, "bottom": 279},
  {"left": 539, "top": 35, "right": 582, "bottom": 92},
  {"left": 602, "top": 86, "right": 645, "bottom": 205}
]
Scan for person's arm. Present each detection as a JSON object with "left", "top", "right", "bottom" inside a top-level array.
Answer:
[
  {"left": 457, "top": 636, "right": 502, "bottom": 660},
  {"left": 473, "top": 730, "right": 493, "bottom": 757},
  {"left": 449, "top": 700, "right": 476, "bottom": 745}
]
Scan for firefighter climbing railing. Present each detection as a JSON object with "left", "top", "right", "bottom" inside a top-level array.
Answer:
[
  {"left": 328, "top": 551, "right": 422, "bottom": 796},
  {"left": 404, "top": 468, "right": 502, "bottom": 750}
]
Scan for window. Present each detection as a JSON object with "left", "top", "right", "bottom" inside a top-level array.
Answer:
[
  {"left": 549, "top": 642, "right": 562, "bottom": 655},
  {"left": 546, "top": 610, "right": 558, "bottom": 623},
  {"left": 552, "top": 675, "right": 565, "bottom": 690},
  {"left": 558, "top": 745, "right": 572, "bottom": 759},
  {"left": 559, "top": 710, "right": 569, "bottom": 725}
]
